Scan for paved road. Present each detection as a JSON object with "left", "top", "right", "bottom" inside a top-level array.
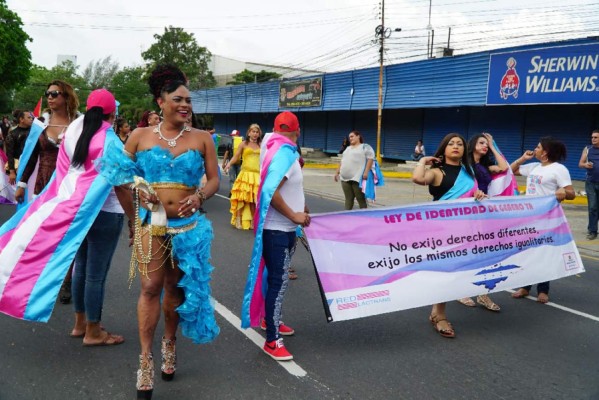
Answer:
[{"left": 1, "top": 174, "right": 598, "bottom": 400}]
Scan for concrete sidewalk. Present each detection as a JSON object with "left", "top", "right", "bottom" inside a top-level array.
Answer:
[{"left": 301, "top": 162, "right": 597, "bottom": 258}]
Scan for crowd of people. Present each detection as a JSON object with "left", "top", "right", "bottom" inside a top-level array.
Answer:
[{"left": 0, "top": 63, "right": 597, "bottom": 399}]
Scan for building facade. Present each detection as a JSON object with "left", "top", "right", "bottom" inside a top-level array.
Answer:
[{"left": 194, "top": 38, "right": 599, "bottom": 180}]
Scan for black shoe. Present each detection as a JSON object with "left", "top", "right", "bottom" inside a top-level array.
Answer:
[
  {"left": 59, "top": 280, "right": 72, "bottom": 304},
  {"left": 587, "top": 232, "right": 598, "bottom": 240}
]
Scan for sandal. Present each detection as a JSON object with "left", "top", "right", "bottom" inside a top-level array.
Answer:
[
  {"left": 429, "top": 314, "right": 455, "bottom": 338},
  {"left": 457, "top": 297, "right": 476, "bottom": 307},
  {"left": 137, "top": 352, "right": 154, "bottom": 399},
  {"left": 511, "top": 288, "right": 529, "bottom": 299},
  {"left": 537, "top": 293, "right": 549, "bottom": 304},
  {"left": 82, "top": 331, "right": 124, "bottom": 347},
  {"left": 476, "top": 295, "right": 500, "bottom": 312},
  {"left": 161, "top": 336, "right": 177, "bottom": 381}
]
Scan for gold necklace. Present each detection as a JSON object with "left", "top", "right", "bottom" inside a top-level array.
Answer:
[{"left": 153, "top": 122, "right": 191, "bottom": 148}]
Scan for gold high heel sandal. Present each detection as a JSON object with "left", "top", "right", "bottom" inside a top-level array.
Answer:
[
  {"left": 161, "top": 337, "right": 177, "bottom": 381},
  {"left": 137, "top": 352, "right": 154, "bottom": 399}
]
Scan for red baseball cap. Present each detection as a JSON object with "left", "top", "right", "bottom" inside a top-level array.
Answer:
[
  {"left": 274, "top": 111, "right": 299, "bottom": 133},
  {"left": 86, "top": 89, "right": 116, "bottom": 114}
]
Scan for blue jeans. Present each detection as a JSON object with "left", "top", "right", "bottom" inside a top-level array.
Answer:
[
  {"left": 72, "top": 211, "right": 124, "bottom": 322},
  {"left": 229, "top": 163, "right": 240, "bottom": 192},
  {"left": 522, "top": 281, "right": 550, "bottom": 295},
  {"left": 262, "top": 229, "right": 296, "bottom": 342},
  {"left": 586, "top": 181, "right": 599, "bottom": 234}
]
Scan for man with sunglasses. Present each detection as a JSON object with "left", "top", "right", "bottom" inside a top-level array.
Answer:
[
  {"left": 5, "top": 110, "right": 33, "bottom": 184},
  {"left": 579, "top": 129, "right": 599, "bottom": 240}
]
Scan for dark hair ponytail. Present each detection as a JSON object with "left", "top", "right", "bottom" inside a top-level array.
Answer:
[{"left": 72, "top": 107, "right": 110, "bottom": 168}]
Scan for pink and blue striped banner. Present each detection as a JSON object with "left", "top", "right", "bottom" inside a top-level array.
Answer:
[{"left": 304, "top": 195, "right": 584, "bottom": 322}]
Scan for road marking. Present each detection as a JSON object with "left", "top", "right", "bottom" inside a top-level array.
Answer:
[
  {"left": 581, "top": 253, "right": 599, "bottom": 262},
  {"left": 212, "top": 299, "right": 308, "bottom": 377},
  {"left": 214, "top": 193, "right": 229, "bottom": 200},
  {"left": 505, "top": 289, "right": 599, "bottom": 322}
]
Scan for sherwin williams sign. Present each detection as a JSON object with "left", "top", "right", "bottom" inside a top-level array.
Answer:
[
  {"left": 279, "top": 78, "right": 322, "bottom": 108},
  {"left": 486, "top": 43, "right": 599, "bottom": 105}
]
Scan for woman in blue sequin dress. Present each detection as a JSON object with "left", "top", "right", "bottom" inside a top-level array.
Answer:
[{"left": 97, "top": 64, "right": 219, "bottom": 400}]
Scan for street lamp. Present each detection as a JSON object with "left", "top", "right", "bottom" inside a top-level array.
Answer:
[{"left": 375, "top": 1, "right": 401, "bottom": 164}]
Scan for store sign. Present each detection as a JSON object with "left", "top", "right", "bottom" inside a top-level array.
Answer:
[
  {"left": 486, "top": 43, "right": 599, "bottom": 105},
  {"left": 279, "top": 78, "right": 322, "bottom": 107}
]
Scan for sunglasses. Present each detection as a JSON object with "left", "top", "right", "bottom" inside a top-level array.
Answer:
[{"left": 45, "top": 90, "right": 62, "bottom": 98}]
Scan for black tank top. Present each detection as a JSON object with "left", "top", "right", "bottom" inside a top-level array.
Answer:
[{"left": 429, "top": 164, "right": 461, "bottom": 201}]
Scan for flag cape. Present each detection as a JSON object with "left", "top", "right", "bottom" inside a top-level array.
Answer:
[
  {"left": 360, "top": 160, "right": 385, "bottom": 201},
  {"left": 241, "top": 134, "right": 299, "bottom": 328},
  {"left": 0, "top": 116, "right": 119, "bottom": 322},
  {"left": 15, "top": 119, "right": 46, "bottom": 210},
  {"left": 440, "top": 165, "right": 478, "bottom": 200},
  {"left": 304, "top": 195, "right": 584, "bottom": 322},
  {"left": 487, "top": 140, "right": 519, "bottom": 197}
]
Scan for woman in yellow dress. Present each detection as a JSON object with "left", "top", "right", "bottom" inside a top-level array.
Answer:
[{"left": 225, "top": 123, "right": 262, "bottom": 229}]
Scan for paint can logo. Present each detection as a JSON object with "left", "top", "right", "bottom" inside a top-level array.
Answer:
[{"left": 499, "top": 57, "right": 520, "bottom": 99}]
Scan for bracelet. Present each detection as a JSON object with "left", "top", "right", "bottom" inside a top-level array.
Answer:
[
  {"left": 16, "top": 181, "right": 27, "bottom": 188},
  {"left": 195, "top": 188, "right": 207, "bottom": 203}
]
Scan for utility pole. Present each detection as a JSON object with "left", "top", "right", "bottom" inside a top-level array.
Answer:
[{"left": 375, "top": 0, "right": 400, "bottom": 163}]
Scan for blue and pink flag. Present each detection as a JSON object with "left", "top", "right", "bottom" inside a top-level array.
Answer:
[
  {"left": 241, "top": 133, "right": 299, "bottom": 329},
  {"left": 0, "top": 116, "right": 118, "bottom": 322},
  {"left": 304, "top": 195, "right": 583, "bottom": 322},
  {"left": 487, "top": 141, "right": 519, "bottom": 197}
]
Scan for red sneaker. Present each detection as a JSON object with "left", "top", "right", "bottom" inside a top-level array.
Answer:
[
  {"left": 260, "top": 319, "right": 295, "bottom": 336},
  {"left": 263, "top": 339, "right": 293, "bottom": 361}
]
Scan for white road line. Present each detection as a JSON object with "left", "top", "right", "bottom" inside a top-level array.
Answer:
[
  {"left": 213, "top": 193, "right": 229, "bottom": 200},
  {"left": 212, "top": 298, "right": 308, "bottom": 377},
  {"left": 505, "top": 289, "right": 599, "bottom": 322}
]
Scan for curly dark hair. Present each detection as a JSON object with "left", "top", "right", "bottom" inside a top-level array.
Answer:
[{"left": 147, "top": 64, "right": 188, "bottom": 102}]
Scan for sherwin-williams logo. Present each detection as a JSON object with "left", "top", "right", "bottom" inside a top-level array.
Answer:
[
  {"left": 331, "top": 290, "right": 391, "bottom": 311},
  {"left": 499, "top": 57, "right": 520, "bottom": 100}
]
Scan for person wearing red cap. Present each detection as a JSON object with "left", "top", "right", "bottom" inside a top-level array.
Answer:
[
  {"left": 69, "top": 89, "right": 134, "bottom": 346},
  {"left": 242, "top": 111, "right": 310, "bottom": 361}
]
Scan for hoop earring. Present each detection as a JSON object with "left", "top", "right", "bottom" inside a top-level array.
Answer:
[{"left": 159, "top": 108, "right": 163, "bottom": 117}]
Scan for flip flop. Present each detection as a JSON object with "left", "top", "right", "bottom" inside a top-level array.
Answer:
[
  {"left": 83, "top": 332, "right": 124, "bottom": 347},
  {"left": 70, "top": 325, "right": 105, "bottom": 338},
  {"left": 511, "top": 288, "right": 529, "bottom": 299}
]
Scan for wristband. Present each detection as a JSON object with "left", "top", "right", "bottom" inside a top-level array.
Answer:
[
  {"left": 195, "top": 188, "right": 207, "bottom": 203},
  {"left": 17, "top": 181, "right": 27, "bottom": 188}
]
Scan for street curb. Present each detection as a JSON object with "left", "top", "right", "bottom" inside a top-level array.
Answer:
[{"left": 303, "top": 163, "right": 587, "bottom": 206}]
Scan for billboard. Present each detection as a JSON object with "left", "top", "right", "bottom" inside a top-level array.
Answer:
[
  {"left": 486, "top": 43, "right": 599, "bottom": 105},
  {"left": 279, "top": 78, "right": 322, "bottom": 108}
]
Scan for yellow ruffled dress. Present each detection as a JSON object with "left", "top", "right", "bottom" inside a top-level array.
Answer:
[{"left": 230, "top": 146, "right": 260, "bottom": 229}]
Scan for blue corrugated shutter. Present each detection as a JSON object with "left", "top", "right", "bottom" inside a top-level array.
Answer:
[
  {"left": 423, "top": 107, "right": 469, "bottom": 154},
  {"left": 191, "top": 90, "right": 208, "bottom": 114},
  {"left": 261, "top": 82, "right": 279, "bottom": 113},
  {"left": 206, "top": 87, "right": 231, "bottom": 114},
  {"left": 468, "top": 106, "right": 525, "bottom": 165},
  {"left": 302, "top": 112, "right": 327, "bottom": 150},
  {"left": 325, "top": 111, "right": 352, "bottom": 153},
  {"left": 524, "top": 105, "right": 595, "bottom": 180},
  {"left": 382, "top": 108, "right": 424, "bottom": 159},
  {"left": 352, "top": 110, "right": 378, "bottom": 147}
]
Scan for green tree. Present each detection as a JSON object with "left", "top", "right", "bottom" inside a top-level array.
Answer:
[
  {"left": 141, "top": 26, "right": 216, "bottom": 90},
  {"left": 227, "top": 69, "right": 282, "bottom": 85},
  {"left": 0, "top": 0, "right": 33, "bottom": 112},
  {"left": 82, "top": 56, "right": 120, "bottom": 89},
  {"left": 110, "top": 66, "right": 154, "bottom": 122}
]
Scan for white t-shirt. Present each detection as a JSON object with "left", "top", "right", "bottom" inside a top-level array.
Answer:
[
  {"left": 519, "top": 162, "right": 572, "bottom": 196},
  {"left": 101, "top": 188, "right": 124, "bottom": 213},
  {"left": 339, "top": 143, "right": 375, "bottom": 182},
  {"left": 261, "top": 132, "right": 304, "bottom": 232},
  {"left": 415, "top": 144, "right": 425, "bottom": 155}
]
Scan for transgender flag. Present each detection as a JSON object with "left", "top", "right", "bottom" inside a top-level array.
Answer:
[
  {"left": 0, "top": 116, "right": 118, "bottom": 322},
  {"left": 487, "top": 141, "right": 519, "bottom": 197}
]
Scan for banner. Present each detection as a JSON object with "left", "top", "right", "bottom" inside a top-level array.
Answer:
[
  {"left": 304, "top": 196, "right": 584, "bottom": 322},
  {"left": 486, "top": 42, "right": 599, "bottom": 105},
  {"left": 279, "top": 78, "right": 322, "bottom": 108}
]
